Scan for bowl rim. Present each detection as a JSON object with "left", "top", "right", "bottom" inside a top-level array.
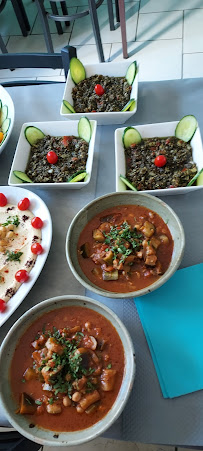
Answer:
[
  {"left": 0, "top": 294, "right": 135, "bottom": 446},
  {"left": 66, "top": 191, "right": 185, "bottom": 299}
]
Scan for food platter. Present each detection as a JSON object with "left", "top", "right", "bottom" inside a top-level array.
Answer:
[
  {"left": 0, "top": 85, "right": 15, "bottom": 155},
  {"left": 0, "top": 186, "right": 52, "bottom": 327}
]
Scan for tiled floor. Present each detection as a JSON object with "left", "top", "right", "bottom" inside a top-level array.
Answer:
[
  {"left": 1, "top": 0, "right": 203, "bottom": 82},
  {"left": 0, "top": 1, "right": 203, "bottom": 450}
]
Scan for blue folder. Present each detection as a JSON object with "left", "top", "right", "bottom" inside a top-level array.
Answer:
[{"left": 135, "top": 263, "right": 203, "bottom": 398}]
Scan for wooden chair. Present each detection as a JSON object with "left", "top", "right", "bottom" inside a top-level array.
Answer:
[{"left": 0, "top": 45, "right": 76, "bottom": 87}]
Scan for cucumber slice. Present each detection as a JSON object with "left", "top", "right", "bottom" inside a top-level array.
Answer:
[
  {"left": 24, "top": 126, "right": 45, "bottom": 145},
  {"left": 187, "top": 167, "right": 203, "bottom": 186},
  {"left": 129, "top": 100, "right": 136, "bottom": 111},
  {"left": 121, "top": 98, "right": 136, "bottom": 112},
  {"left": 68, "top": 171, "right": 87, "bottom": 183},
  {"left": 0, "top": 100, "right": 2, "bottom": 110},
  {"left": 63, "top": 100, "right": 75, "bottom": 113},
  {"left": 197, "top": 169, "right": 203, "bottom": 186},
  {"left": 125, "top": 61, "right": 137, "bottom": 86},
  {"left": 70, "top": 57, "right": 86, "bottom": 84},
  {"left": 122, "top": 127, "right": 142, "bottom": 148},
  {"left": 13, "top": 170, "right": 33, "bottom": 183},
  {"left": 1, "top": 118, "right": 10, "bottom": 134},
  {"left": 0, "top": 105, "right": 8, "bottom": 126},
  {"left": 175, "top": 115, "right": 197, "bottom": 142},
  {"left": 120, "top": 175, "right": 137, "bottom": 191},
  {"left": 78, "top": 117, "right": 91, "bottom": 143}
]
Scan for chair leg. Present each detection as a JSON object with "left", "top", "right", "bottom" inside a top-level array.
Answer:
[
  {"left": 35, "top": 0, "right": 54, "bottom": 53},
  {"left": 61, "top": 45, "right": 77, "bottom": 79},
  {"left": 50, "top": 2, "right": 63, "bottom": 35},
  {"left": 107, "top": 0, "right": 115, "bottom": 31},
  {"left": 88, "top": 0, "right": 104, "bottom": 63},
  {"left": 60, "top": 1, "right": 70, "bottom": 27},
  {"left": 115, "top": 0, "right": 120, "bottom": 22},
  {"left": 0, "top": 34, "right": 8, "bottom": 54},
  {"left": 17, "top": 0, "right": 31, "bottom": 31},
  {"left": 118, "top": 0, "right": 128, "bottom": 58},
  {"left": 11, "top": 0, "right": 29, "bottom": 37}
]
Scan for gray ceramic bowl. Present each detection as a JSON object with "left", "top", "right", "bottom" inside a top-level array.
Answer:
[
  {"left": 0, "top": 295, "right": 135, "bottom": 447},
  {"left": 66, "top": 192, "right": 185, "bottom": 299}
]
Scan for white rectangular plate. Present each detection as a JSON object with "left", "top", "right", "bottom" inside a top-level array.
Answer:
[
  {"left": 61, "top": 61, "right": 138, "bottom": 126},
  {"left": 8, "top": 120, "right": 97, "bottom": 189},
  {"left": 115, "top": 121, "right": 203, "bottom": 195},
  {"left": 0, "top": 186, "right": 52, "bottom": 327}
]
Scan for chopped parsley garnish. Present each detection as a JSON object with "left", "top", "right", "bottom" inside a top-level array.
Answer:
[
  {"left": 2, "top": 215, "right": 20, "bottom": 227},
  {"left": 103, "top": 221, "right": 143, "bottom": 264},
  {"left": 35, "top": 400, "right": 42, "bottom": 405},
  {"left": 21, "top": 378, "right": 25, "bottom": 383},
  {"left": 4, "top": 250, "right": 23, "bottom": 262},
  {"left": 48, "top": 397, "right": 54, "bottom": 405},
  {"left": 86, "top": 381, "right": 96, "bottom": 393},
  {"left": 107, "top": 363, "right": 112, "bottom": 369}
]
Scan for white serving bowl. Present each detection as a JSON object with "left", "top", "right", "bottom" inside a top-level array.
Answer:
[
  {"left": 0, "top": 85, "right": 15, "bottom": 154},
  {"left": 0, "top": 295, "right": 135, "bottom": 447},
  {"left": 8, "top": 120, "right": 97, "bottom": 189},
  {"left": 60, "top": 61, "right": 138, "bottom": 126},
  {"left": 66, "top": 192, "right": 185, "bottom": 299},
  {"left": 115, "top": 121, "right": 203, "bottom": 195}
]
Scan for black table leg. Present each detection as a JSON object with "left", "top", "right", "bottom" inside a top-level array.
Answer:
[
  {"left": 50, "top": 2, "right": 63, "bottom": 34},
  {"left": 88, "top": 0, "right": 104, "bottom": 62},
  {"left": 11, "top": 0, "right": 30, "bottom": 36},
  {"left": 60, "top": 1, "right": 70, "bottom": 26},
  {"left": 107, "top": 0, "right": 115, "bottom": 31},
  {"left": 35, "top": 0, "right": 54, "bottom": 53}
]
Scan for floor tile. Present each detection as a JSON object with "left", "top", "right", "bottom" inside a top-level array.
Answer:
[
  {"left": 32, "top": 7, "right": 77, "bottom": 35},
  {"left": 140, "top": 0, "right": 203, "bottom": 13},
  {"left": 110, "top": 39, "right": 182, "bottom": 81},
  {"left": 183, "top": 8, "right": 203, "bottom": 53},
  {"left": 137, "top": 11, "right": 183, "bottom": 41},
  {"left": 43, "top": 438, "right": 175, "bottom": 451},
  {"left": 183, "top": 52, "right": 203, "bottom": 78},
  {"left": 0, "top": 1, "right": 37, "bottom": 37},
  {"left": 74, "top": 43, "right": 111, "bottom": 63},
  {"left": 7, "top": 33, "right": 71, "bottom": 54},
  {"left": 69, "top": 2, "right": 139, "bottom": 45}
]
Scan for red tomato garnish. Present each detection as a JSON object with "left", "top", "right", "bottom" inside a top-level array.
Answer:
[
  {"left": 31, "top": 243, "right": 43, "bottom": 255},
  {"left": 31, "top": 217, "right": 43, "bottom": 229},
  {"left": 94, "top": 84, "right": 105, "bottom": 96},
  {"left": 47, "top": 151, "right": 58, "bottom": 164},
  {"left": 18, "top": 197, "right": 30, "bottom": 211},
  {"left": 154, "top": 155, "right": 167, "bottom": 167},
  {"left": 15, "top": 269, "right": 29, "bottom": 283},
  {"left": 91, "top": 110, "right": 96, "bottom": 113},
  {"left": 63, "top": 136, "right": 72, "bottom": 146},
  {"left": 0, "top": 193, "right": 7, "bottom": 207},
  {"left": 0, "top": 299, "right": 7, "bottom": 313}
]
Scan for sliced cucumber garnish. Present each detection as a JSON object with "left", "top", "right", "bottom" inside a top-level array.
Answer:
[
  {"left": 125, "top": 61, "right": 137, "bottom": 86},
  {"left": 1, "top": 118, "right": 10, "bottom": 134},
  {"left": 122, "top": 126, "right": 142, "bottom": 148},
  {"left": 0, "top": 105, "right": 8, "bottom": 126},
  {"left": 187, "top": 167, "right": 203, "bottom": 186},
  {"left": 121, "top": 98, "right": 136, "bottom": 112},
  {"left": 13, "top": 170, "right": 33, "bottom": 183},
  {"left": 129, "top": 100, "right": 136, "bottom": 111},
  {"left": 70, "top": 57, "right": 86, "bottom": 84},
  {"left": 68, "top": 171, "right": 87, "bottom": 183},
  {"left": 78, "top": 117, "right": 91, "bottom": 143},
  {"left": 175, "top": 115, "right": 197, "bottom": 142},
  {"left": 24, "top": 126, "right": 45, "bottom": 145},
  {"left": 63, "top": 100, "right": 75, "bottom": 113},
  {"left": 0, "top": 100, "right": 2, "bottom": 110},
  {"left": 197, "top": 170, "right": 203, "bottom": 186},
  {"left": 120, "top": 175, "right": 137, "bottom": 191}
]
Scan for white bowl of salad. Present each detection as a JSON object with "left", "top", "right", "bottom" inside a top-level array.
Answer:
[
  {"left": 0, "top": 85, "right": 15, "bottom": 155},
  {"left": 60, "top": 59, "right": 138, "bottom": 126}
]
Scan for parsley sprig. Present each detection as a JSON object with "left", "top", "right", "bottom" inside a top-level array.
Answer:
[
  {"left": 2, "top": 215, "right": 20, "bottom": 227},
  {"left": 103, "top": 221, "right": 143, "bottom": 264},
  {"left": 4, "top": 250, "right": 23, "bottom": 262}
]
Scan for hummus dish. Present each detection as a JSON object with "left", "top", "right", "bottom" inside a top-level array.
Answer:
[{"left": 0, "top": 203, "right": 42, "bottom": 303}]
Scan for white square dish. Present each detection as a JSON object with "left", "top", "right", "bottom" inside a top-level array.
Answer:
[
  {"left": 60, "top": 61, "right": 138, "bottom": 126},
  {"left": 115, "top": 121, "right": 203, "bottom": 195},
  {"left": 8, "top": 120, "right": 97, "bottom": 189},
  {"left": 0, "top": 85, "right": 15, "bottom": 155}
]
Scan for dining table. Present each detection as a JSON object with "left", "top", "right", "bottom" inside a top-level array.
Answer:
[{"left": 0, "top": 77, "right": 203, "bottom": 448}]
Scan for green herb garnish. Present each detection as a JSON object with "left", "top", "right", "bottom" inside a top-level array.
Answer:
[
  {"left": 4, "top": 250, "right": 23, "bottom": 262},
  {"left": 48, "top": 398, "right": 54, "bottom": 405},
  {"left": 107, "top": 363, "right": 112, "bottom": 369},
  {"left": 103, "top": 221, "right": 143, "bottom": 264},
  {"left": 2, "top": 215, "right": 20, "bottom": 227},
  {"left": 35, "top": 400, "right": 42, "bottom": 405}
]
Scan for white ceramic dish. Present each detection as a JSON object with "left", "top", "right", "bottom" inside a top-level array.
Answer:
[
  {"left": 66, "top": 192, "right": 185, "bottom": 299},
  {"left": 0, "top": 186, "right": 52, "bottom": 327},
  {"left": 0, "top": 295, "right": 135, "bottom": 446},
  {"left": 0, "top": 85, "right": 15, "bottom": 155},
  {"left": 115, "top": 121, "right": 203, "bottom": 195},
  {"left": 8, "top": 120, "right": 97, "bottom": 189},
  {"left": 60, "top": 61, "right": 138, "bottom": 126}
]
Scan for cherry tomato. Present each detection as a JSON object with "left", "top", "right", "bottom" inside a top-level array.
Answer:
[
  {"left": 31, "top": 217, "right": 43, "bottom": 229},
  {"left": 47, "top": 151, "right": 58, "bottom": 164},
  {"left": 0, "top": 193, "right": 7, "bottom": 207},
  {"left": 154, "top": 155, "right": 167, "bottom": 167},
  {"left": 0, "top": 299, "right": 7, "bottom": 313},
  {"left": 15, "top": 269, "right": 29, "bottom": 283},
  {"left": 31, "top": 243, "right": 43, "bottom": 255},
  {"left": 94, "top": 84, "right": 105, "bottom": 96},
  {"left": 18, "top": 197, "right": 30, "bottom": 211}
]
